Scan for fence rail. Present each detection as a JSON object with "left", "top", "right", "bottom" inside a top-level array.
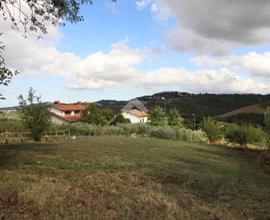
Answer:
[{"left": 0, "top": 130, "right": 71, "bottom": 144}]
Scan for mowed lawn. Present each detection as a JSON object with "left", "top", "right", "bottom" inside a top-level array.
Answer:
[{"left": 0, "top": 136, "right": 270, "bottom": 220}]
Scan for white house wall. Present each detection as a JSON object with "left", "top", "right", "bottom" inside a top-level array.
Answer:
[
  {"left": 49, "top": 107, "right": 65, "bottom": 116},
  {"left": 122, "top": 112, "right": 148, "bottom": 124},
  {"left": 51, "top": 115, "right": 69, "bottom": 125}
]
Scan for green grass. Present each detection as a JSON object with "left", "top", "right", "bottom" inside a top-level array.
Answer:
[{"left": 0, "top": 136, "right": 270, "bottom": 219}]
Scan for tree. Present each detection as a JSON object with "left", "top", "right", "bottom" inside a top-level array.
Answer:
[
  {"left": 100, "top": 108, "right": 114, "bottom": 122},
  {"left": 264, "top": 106, "right": 270, "bottom": 149},
  {"left": 0, "top": 0, "right": 116, "bottom": 98},
  {"left": 149, "top": 106, "right": 165, "bottom": 127},
  {"left": 80, "top": 104, "right": 107, "bottom": 126},
  {"left": 168, "top": 108, "right": 183, "bottom": 127},
  {"left": 17, "top": 88, "right": 51, "bottom": 141},
  {"left": 110, "top": 113, "right": 130, "bottom": 126},
  {"left": 202, "top": 117, "right": 221, "bottom": 143},
  {"left": 1, "top": 0, "right": 116, "bottom": 36},
  {"left": 0, "top": 39, "right": 17, "bottom": 99}
]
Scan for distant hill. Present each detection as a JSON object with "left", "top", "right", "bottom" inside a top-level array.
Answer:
[
  {"left": 217, "top": 104, "right": 265, "bottom": 119},
  {"left": 95, "top": 91, "right": 270, "bottom": 121}
]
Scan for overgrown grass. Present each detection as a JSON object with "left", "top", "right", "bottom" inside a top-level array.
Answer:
[{"left": 0, "top": 136, "right": 270, "bottom": 219}]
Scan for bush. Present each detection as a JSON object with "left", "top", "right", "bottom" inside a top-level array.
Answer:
[{"left": 147, "top": 126, "right": 205, "bottom": 142}]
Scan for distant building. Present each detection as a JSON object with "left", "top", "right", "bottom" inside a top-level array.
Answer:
[
  {"left": 121, "top": 99, "right": 149, "bottom": 124},
  {"left": 49, "top": 101, "right": 88, "bottom": 124}
]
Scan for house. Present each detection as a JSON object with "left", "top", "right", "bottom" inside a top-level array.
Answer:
[
  {"left": 49, "top": 101, "right": 88, "bottom": 124},
  {"left": 121, "top": 99, "right": 149, "bottom": 124}
]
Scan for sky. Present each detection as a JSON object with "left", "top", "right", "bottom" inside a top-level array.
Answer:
[{"left": 1, "top": 0, "right": 270, "bottom": 107}]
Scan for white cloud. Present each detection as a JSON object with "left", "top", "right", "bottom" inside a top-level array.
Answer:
[
  {"left": 1, "top": 26, "right": 143, "bottom": 90},
  {"left": 193, "top": 52, "right": 270, "bottom": 78},
  {"left": 138, "top": 0, "right": 270, "bottom": 54},
  {"left": 142, "top": 67, "right": 270, "bottom": 94},
  {"left": 1, "top": 21, "right": 269, "bottom": 94}
]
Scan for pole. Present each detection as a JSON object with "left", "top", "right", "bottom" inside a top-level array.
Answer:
[{"left": 164, "top": 98, "right": 167, "bottom": 127}]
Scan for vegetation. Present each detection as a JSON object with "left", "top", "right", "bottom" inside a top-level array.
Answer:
[
  {"left": 0, "top": 119, "right": 24, "bottom": 133},
  {"left": 264, "top": 107, "right": 270, "bottom": 149},
  {"left": 149, "top": 106, "right": 165, "bottom": 127},
  {"left": 223, "top": 123, "right": 265, "bottom": 148},
  {"left": 202, "top": 117, "right": 221, "bottom": 143},
  {"left": 168, "top": 108, "right": 183, "bottom": 127},
  {"left": 80, "top": 104, "right": 113, "bottom": 126},
  {"left": 99, "top": 92, "right": 270, "bottom": 122},
  {"left": 0, "top": 1, "right": 116, "bottom": 99},
  {"left": 47, "top": 123, "right": 205, "bottom": 143},
  {"left": 0, "top": 136, "right": 269, "bottom": 219},
  {"left": 110, "top": 113, "right": 130, "bottom": 125},
  {"left": 17, "top": 88, "right": 51, "bottom": 141},
  {"left": 0, "top": 40, "right": 17, "bottom": 99}
]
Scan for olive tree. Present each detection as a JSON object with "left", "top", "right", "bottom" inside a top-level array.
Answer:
[{"left": 202, "top": 117, "right": 221, "bottom": 143}]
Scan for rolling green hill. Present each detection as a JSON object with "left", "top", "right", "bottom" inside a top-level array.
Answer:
[{"left": 96, "top": 91, "right": 270, "bottom": 121}]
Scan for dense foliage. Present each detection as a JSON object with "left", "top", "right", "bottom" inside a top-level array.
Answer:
[{"left": 17, "top": 88, "right": 51, "bottom": 141}]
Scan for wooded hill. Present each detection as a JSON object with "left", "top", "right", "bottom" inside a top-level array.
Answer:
[{"left": 96, "top": 91, "right": 270, "bottom": 122}]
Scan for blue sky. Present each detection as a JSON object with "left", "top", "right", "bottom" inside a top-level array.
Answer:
[{"left": 1, "top": 0, "right": 270, "bottom": 107}]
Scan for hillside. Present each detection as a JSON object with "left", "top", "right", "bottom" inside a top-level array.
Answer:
[{"left": 96, "top": 91, "right": 270, "bottom": 121}]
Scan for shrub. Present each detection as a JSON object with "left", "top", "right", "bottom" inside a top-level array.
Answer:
[
  {"left": 110, "top": 114, "right": 130, "bottom": 126},
  {"left": 202, "top": 117, "right": 221, "bottom": 143},
  {"left": 135, "top": 123, "right": 151, "bottom": 136},
  {"left": 224, "top": 123, "right": 265, "bottom": 147}
]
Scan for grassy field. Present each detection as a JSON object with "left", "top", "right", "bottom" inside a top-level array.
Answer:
[{"left": 0, "top": 136, "right": 270, "bottom": 219}]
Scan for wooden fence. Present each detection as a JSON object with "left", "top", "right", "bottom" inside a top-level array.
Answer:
[{"left": 0, "top": 130, "right": 71, "bottom": 144}]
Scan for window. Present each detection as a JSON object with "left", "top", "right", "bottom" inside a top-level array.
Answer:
[
  {"left": 65, "top": 111, "right": 71, "bottom": 115},
  {"left": 74, "top": 110, "right": 80, "bottom": 114}
]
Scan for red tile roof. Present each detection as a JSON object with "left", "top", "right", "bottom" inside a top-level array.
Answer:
[
  {"left": 52, "top": 102, "right": 88, "bottom": 111},
  {"left": 123, "top": 109, "right": 149, "bottom": 117},
  {"left": 50, "top": 112, "right": 81, "bottom": 123},
  {"left": 63, "top": 115, "right": 81, "bottom": 122}
]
